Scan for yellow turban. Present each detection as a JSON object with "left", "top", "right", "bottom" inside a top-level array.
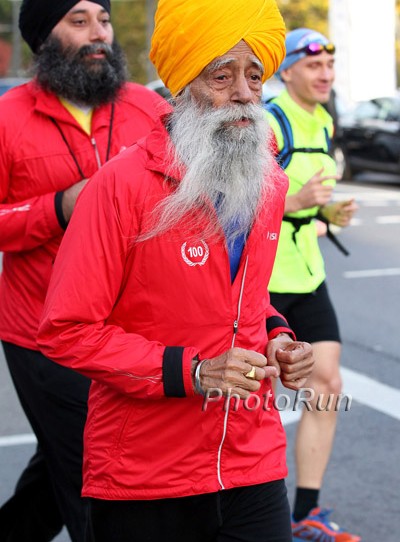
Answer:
[{"left": 150, "top": 0, "right": 286, "bottom": 96}]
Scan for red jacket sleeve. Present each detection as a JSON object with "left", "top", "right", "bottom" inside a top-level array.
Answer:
[
  {"left": 264, "top": 149, "right": 293, "bottom": 339},
  {"left": 0, "top": 193, "right": 63, "bottom": 252},
  {"left": 37, "top": 164, "right": 198, "bottom": 399},
  {"left": 0, "top": 124, "right": 63, "bottom": 251}
]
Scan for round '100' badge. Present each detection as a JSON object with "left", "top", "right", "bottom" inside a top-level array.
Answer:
[{"left": 181, "top": 241, "right": 209, "bottom": 267}]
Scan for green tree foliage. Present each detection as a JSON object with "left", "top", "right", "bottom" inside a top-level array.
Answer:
[
  {"left": 112, "top": 0, "right": 151, "bottom": 83},
  {"left": 277, "top": 0, "right": 329, "bottom": 36},
  {"left": 1, "top": 0, "right": 400, "bottom": 85},
  {"left": 0, "top": 0, "right": 12, "bottom": 41}
]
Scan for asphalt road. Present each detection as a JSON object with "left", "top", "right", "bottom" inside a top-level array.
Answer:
[
  {"left": 0, "top": 177, "right": 399, "bottom": 542},
  {"left": 284, "top": 177, "right": 400, "bottom": 541}
]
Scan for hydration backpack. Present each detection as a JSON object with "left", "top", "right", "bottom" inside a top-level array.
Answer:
[
  {"left": 265, "top": 101, "right": 349, "bottom": 257},
  {"left": 265, "top": 101, "right": 331, "bottom": 169}
]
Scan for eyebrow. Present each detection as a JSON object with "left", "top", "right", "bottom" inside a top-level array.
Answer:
[{"left": 207, "top": 56, "right": 265, "bottom": 75}]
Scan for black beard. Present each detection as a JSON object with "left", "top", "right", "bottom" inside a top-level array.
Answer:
[{"left": 34, "top": 36, "right": 127, "bottom": 107}]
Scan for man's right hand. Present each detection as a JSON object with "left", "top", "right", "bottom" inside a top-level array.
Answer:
[
  {"left": 193, "top": 348, "right": 279, "bottom": 399},
  {"left": 61, "top": 179, "right": 89, "bottom": 222},
  {"left": 285, "top": 168, "right": 339, "bottom": 213}
]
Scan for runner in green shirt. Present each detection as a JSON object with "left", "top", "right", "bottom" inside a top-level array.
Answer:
[{"left": 266, "top": 28, "right": 360, "bottom": 542}]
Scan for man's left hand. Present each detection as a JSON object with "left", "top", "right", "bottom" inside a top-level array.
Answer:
[
  {"left": 320, "top": 198, "right": 358, "bottom": 227},
  {"left": 266, "top": 334, "right": 314, "bottom": 391}
]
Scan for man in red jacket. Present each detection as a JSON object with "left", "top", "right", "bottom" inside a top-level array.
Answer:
[
  {"left": 38, "top": 1, "right": 314, "bottom": 541},
  {"left": 0, "top": 1, "right": 164, "bottom": 541}
]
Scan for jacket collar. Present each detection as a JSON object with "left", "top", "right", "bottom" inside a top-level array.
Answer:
[
  {"left": 137, "top": 112, "right": 184, "bottom": 183},
  {"left": 29, "top": 78, "right": 114, "bottom": 130}
]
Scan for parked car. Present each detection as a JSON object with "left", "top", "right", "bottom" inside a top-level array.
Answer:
[
  {"left": 334, "top": 95, "right": 400, "bottom": 180},
  {"left": 0, "top": 77, "right": 29, "bottom": 96}
]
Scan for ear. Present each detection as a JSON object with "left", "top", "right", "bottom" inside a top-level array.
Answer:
[{"left": 280, "top": 68, "right": 291, "bottom": 83}]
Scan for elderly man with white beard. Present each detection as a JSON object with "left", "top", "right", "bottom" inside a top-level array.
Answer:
[{"left": 38, "top": 1, "right": 314, "bottom": 541}]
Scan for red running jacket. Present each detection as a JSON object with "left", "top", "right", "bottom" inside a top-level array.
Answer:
[
  {"left": 0, "top": 80, "right": 164, "bottom": 350},
  {"left": 38, "top": 119, "right": 293, "bottom": 500}
]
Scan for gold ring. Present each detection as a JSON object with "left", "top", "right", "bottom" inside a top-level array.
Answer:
[{"left": 245, "top": 366, "right": 256, "bottom": 380}]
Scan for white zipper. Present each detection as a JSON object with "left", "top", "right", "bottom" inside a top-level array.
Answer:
[
  {"left": 216, "top": 255, "right": 249, "bottom": 489},
  {"left": 91, "top": 137, "right": 102, "bottom": 169}
]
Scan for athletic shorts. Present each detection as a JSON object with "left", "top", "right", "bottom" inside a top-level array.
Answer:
[{"left": 269, "top": 281, "right": 341, "bottom": 344}]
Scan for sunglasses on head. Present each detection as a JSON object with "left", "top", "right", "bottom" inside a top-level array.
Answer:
[{"left": 287, "top": 42, "right": 336, "bottom": 57}]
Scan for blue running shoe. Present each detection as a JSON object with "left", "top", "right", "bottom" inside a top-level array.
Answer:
[{"left": 292, "top": 507, "right": 361, "bottom": 541}]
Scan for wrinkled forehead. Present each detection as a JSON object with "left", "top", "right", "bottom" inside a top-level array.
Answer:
[
  {"left": 206, "top": 55, "right": 264, "bottom": 75},
  {"left": 204, "top": 41, "right": 265, "bottom": 75}
]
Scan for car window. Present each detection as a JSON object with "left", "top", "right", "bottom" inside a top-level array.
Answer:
[
  {"left": 384, "top": 99, "right": 400, "bottom": 121},
  {"left": 353, "top": 101, "right": 380, "bottom": 121},
  {"left": 370, "top": 98, "right": 400, "bottom": 122}
]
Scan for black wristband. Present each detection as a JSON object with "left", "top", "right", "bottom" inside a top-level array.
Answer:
[{"left": 54, "top": 191, "right": 68, "bottom": 230}]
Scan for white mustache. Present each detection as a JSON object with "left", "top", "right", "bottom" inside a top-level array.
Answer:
[
  {"left": 137, "top": 92, "right": 274, "bottom": 244},
  {"left": 203, "top": 103, "right": 263, "bottom": 126}
]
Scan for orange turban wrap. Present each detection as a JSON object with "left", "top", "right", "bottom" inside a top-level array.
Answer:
[{"left": 150, "top": 0, "right": 286, "bottom": 96}]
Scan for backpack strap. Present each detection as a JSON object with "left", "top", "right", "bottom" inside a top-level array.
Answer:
[
  {"left": 266, "top": 102, "right": 348, "bottom": 257},
  {"left": 282, "top": 216, "right": 314, "bottom": 275},
  {"left": 316, "top": 212, "right": 350, "bottom": 256},
  {"left": 283, "top": 214, "right": 350, "bottom": 258},
  {"left": 265, "top": 103, "right": 294, "bottom": 169},
  {"left": 265, "top": 102, "right": 331, "bottom": 168},
  {"left": 282, "top": 215, "right": 313, "bottom": 251}
]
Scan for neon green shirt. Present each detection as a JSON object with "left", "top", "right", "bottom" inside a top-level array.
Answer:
[{"left": 266, "top": 90, "right": 337, "bottom": 293}]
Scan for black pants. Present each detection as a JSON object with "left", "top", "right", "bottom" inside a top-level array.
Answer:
[
  {"left": 0, "top": 341, "right": 90, "bottom": 542},
  {"left": 87, "top": 480, "right": 292, "bottom": 542}
]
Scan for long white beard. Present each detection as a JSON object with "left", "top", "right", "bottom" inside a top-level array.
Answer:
[{"left": 142, "top": 89, "right": 275, "bottom": 246}]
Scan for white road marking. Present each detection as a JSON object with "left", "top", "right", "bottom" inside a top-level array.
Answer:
[
  {"left": 336, "top": 183, "right": 400, "bottom": 198},
  {"left": 333, "top": 186, "right": 400, "bottom": 227},
  {"left": 343, "top": 268, "right": 400, "bottom": 279},
  {"left": 345, "top": 216, "right": 400, "bottom": 227},
  {"left": 0, "top": 433, "right": 36, "bottom": 447},
  {"left": 334, "top": 191, "right": 400, "bottom": 203},
  {"left": 341, "top": 367, "right": 400, "bottom": 422},
  {"left": 363, "top": 201, "right": 390, "bottom": 207},
  {"left": 375, "top": 215, "right": 400, "bottom": 224},
  {"left": 279, "top": 367, "right": 400, "bottom": 427},
  {"left": 280, "top": 410, "right": 302, "bottom": 426},
  {"left": 0, "top": 368, "right": 399, "bottom": 445}
]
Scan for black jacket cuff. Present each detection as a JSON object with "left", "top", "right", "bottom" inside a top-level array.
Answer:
[
  {"left": 54, "top": 191, "right": 68, "bottom": 230},
  {"left": 162, "top": 346, "right": 186, "bottom": 397},
  {"left": 266, "top": 315, "right": 295, "bottom": 338}
]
